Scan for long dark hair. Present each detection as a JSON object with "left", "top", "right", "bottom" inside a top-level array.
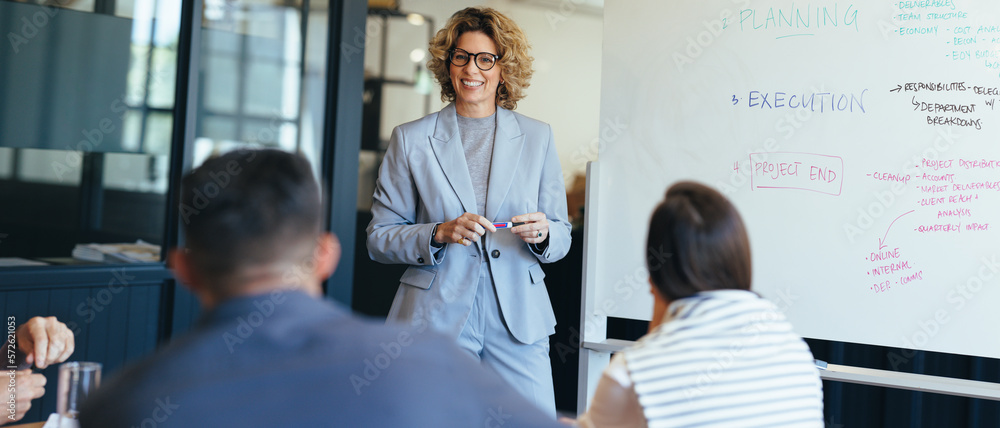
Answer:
[{"left": 646, "top": 181, "right": 752, "bottom": 301}]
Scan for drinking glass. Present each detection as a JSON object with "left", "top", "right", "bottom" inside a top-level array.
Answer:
[{"left": 57, "top": 362, "right": 102, "bottom": 420}]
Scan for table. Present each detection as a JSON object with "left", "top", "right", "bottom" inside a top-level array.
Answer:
[{"left": 6, "top": 422, "right": 44, "bottom": 428}]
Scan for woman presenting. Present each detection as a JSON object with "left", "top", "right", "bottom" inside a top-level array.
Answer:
[{"left": 366, "top": 7, "right": 570, "bottom": 416}]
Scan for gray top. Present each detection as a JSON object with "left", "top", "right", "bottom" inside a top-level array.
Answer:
[{"left": 457, "top": 112, "right": 496, "bottom": 216}]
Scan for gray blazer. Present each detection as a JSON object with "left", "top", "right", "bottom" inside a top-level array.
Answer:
[{"left": 367, "top": 103, "right": 571, "bottom": 345}]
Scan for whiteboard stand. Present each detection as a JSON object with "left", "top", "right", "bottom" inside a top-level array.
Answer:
[
  {"left": 577, "top": 161, "right": 610, "bottom": 413},
  {"left": 580, "top": 339, "right": 1000, "bottom": 404},
  {"left": 818, "top": 363, "right": 1000, "bottom": 401}
]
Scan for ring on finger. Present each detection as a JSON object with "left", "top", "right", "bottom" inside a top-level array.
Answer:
[{"left": 537, "top": 231, "right": 542, "bottom": 238}]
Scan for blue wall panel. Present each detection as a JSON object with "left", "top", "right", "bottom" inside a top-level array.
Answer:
[{"left": 2, "top": 280, "right": 165, "bottom": 423}]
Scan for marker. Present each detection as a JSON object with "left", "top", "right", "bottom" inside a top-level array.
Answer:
[{"left": 493, "top": 221, "right": 528, "bottom": 229}]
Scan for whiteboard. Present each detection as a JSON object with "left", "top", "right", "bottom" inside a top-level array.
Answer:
[{"left": 594, "top": 0, "right": 1000, "bottom": 359}]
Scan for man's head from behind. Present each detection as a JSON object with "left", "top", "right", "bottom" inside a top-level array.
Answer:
[{"left": 171, "top": 149, "right": 338, "bottom": 308}]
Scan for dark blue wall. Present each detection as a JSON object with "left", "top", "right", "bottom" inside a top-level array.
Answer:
[{"left": 0, "top": 266, "right": 201, "bottom": 423}]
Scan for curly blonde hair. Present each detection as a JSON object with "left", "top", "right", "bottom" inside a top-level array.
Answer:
[{"left": 427, "top": 7, "right": 533, "bottom": 111}]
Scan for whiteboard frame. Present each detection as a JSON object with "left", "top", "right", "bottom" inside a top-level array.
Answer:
[
  {"left": 577, "top": 161, "right": 609, "bottom": 412},
  {"left": 576, "top": 161, "right": 1000, "bottom": 413}
]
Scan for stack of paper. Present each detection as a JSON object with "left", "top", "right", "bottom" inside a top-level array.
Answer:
[
  {"left": 42, "top": 412, "right": 79, "bottom": 427},
  {"left": 0, "top": 257, "right": 48, "bottom": 267},
  {"left": 72, "top": 240, "right": 161, "bottom": 263}
]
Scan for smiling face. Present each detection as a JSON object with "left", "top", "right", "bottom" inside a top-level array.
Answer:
[{"left": 449, "top": 31, "right": 502, "bottom": 118}]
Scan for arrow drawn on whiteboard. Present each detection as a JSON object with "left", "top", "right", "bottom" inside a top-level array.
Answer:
[
  {"left": 890, "top": 84, "right": 902, "bottom": 93},
  {"left": 879, "top": 210, "right": 915, "bottom": 250}
]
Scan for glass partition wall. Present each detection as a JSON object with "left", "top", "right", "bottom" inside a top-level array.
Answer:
[
  {"left": 0, "top": 2, "right": 358, "bottom": 424},
  {"left": 0, "top": 0, "right": 331, "bottom": 266},
  {"left": 193, "top": 0, "right": 329, "bottom": 175},
  {"left": 0, "top": 0, "right": 354, "bottom": 422},
  {"left": 0, "top": 0, "right": 181, "bottom": 263}
]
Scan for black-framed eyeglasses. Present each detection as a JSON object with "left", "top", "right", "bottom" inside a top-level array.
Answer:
[{"left": 448, "top": 48, "right": 500, "bottom": 71}]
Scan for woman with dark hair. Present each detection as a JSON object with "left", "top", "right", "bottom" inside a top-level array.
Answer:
[
  {"left": 576, "top": 181, "right": 823, "bottom": 427},
  {"left": 366, "top": 7, "right": 570, "bottom": 416}
]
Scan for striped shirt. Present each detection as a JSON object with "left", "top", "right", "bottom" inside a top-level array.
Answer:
[{"left": 578, "top": 290, "right": 823, "bottom": 428}]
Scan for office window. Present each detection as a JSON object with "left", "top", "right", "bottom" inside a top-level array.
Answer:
[
  {"left": 355, "top": 8, "right": 434, "bottom": 212},
  {"left": 0, "top": 0, "right": 181, "bottom": 263},
  {"left": 191, "top": 0, "right": 329, "bottom": 177},
  {"left": 0, "top": 0, "right": 332, "bottom": 266},
  {"left": 14, "top": 149, "right": 83, "bottom": 186},
  {"left": 0, "top": 148, "right": 12, "bottom": 179}
]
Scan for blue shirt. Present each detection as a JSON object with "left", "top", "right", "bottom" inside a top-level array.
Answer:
[{"left": 80, "top": 290, "right": 560, "bottom": 427}]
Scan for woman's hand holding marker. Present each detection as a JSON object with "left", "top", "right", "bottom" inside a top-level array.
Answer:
[
  {"left": 509, "top": 212, "right": 549, "bottom": 244},
  {"left": 435, "top": 213, "right": 497, "bottom": 246}
]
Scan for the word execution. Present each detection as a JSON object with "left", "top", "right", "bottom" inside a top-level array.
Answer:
[{"left": 735, "top": 89, "right": 868, "bottom": 113}]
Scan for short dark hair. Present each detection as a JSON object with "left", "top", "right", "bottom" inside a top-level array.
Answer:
[
  {"left": 179, "top": 149, "right": 322, "bottom": 290},
  {"left": 646, "top": 181, "right": 752, "bottom": 301}
]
